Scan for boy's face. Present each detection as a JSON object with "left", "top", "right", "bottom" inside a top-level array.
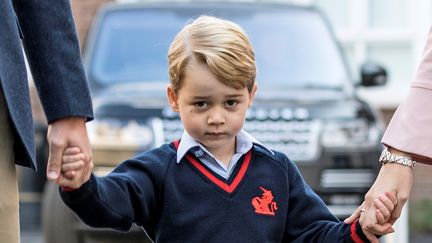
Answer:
[{"left": 167, "top": 64, "right": 257, "bottom": 156}]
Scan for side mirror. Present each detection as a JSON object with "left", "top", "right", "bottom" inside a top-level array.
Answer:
[{"left": 359, "top": 63, "right": 387, "bottom": 87}]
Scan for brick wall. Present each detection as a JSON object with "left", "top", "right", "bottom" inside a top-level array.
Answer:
[
  {"left": 412, "top": 164, "right": 432, "bottom": 201},
  {"left": 70, "top": 0, "right": 113, "bottom": 51}
]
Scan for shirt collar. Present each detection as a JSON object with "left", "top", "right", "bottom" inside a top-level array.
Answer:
[{"left": 176, "top": 129, "right": 274, "bottom": 163}]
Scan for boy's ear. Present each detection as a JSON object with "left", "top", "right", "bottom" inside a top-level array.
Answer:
[
  {"left": 248, "top": 83, "right": 258, "bottom": 107},
  {"left": 167, "top": 85, "right": 180, "bottom": 112}
]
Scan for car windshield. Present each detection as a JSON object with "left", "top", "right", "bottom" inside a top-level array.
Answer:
[{"left": 89, "top": 6, "right": 349, "bottom": 90}]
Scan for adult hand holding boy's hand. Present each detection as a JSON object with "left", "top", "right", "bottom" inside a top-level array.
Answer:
[
  {"left": 346, "top": 192, "right": 398, "bottom": 243},
  {"left": 345, "top": 161, "right": 413, "bottom": 237},
  {"left": 46, "top": 117, "right": 92, "bottom": 182}
]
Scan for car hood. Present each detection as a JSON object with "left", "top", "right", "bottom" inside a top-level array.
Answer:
[
  {"left": 93, "top": 82, "right": 169, "bottom": 109},
  {"left": 93, "top": 82, "right": 365, "bottom": 121}
]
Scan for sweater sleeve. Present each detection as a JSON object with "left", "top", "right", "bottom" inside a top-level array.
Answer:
[
  {"left": 284, "top": 158, "right": 370, "bottom": 242},
  {"left": 60, "top": 156, "right": 166, "bottom": 233},
  {"left": 381, "top": 26, "right": 432, "bottom": 163}
]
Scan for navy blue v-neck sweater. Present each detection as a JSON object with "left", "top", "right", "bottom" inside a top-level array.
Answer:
[{"left": 61, "top": 142, "right": 369, "bottom": 242}]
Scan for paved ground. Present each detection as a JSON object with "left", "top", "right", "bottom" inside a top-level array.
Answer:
[
  {"left": 21, "top": 229, "right": 43, "bottom": 243},
  {"left": 21, "top": 227, "right": 432, "bottom": 243}
]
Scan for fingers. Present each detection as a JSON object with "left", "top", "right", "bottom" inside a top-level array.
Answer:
[
  {"left": 359, "top": 199, "right": 390, "bottom": 235},
  {"left": 373, "top": 198, "right": 391, "bottom": 223},
  {"left": 375, "top": 209, "right": 385, "bottom": 225},
  {"left": 63, "top": 170, "right": 76, "bottom": 179},
  {"left": 59, "top": 157, "right": 94, "bottom": 190},
  {"left": 381, "top": 223, "right": 395, "bottom": 234},
  {"left": 367, "top": 221, "right": 395, "bottom": 234},
  {"left": 344, "top": 203, "right": 363, "bottom": 224},
  {"left": 47, "top": 117, "right": 92, "bottom": 182},
  {"left": 375, "top": 192, "right": 398, "bottom": 223},
  {"left": 362, "top": 192, "right": 398, "bottom": 235},
  {"left": 59, "top": 175, "right": 82, "bottom": 189},
  {"left": 380, "top": 195, "right": 397, "bottom": 213},
  {"left": 46, "top": 138, "right": 65, "bottom": 181},
  {"left": 61, "top": 147, "right": 84, "bottom": 179},
  {"left": 364, "top": 221, "right": 395, "bottom": 240},
  {"left": 64, "top": 147, "right": 81, "bottom": 156},
  {"left": 63, "top": 152, "right": 85, "bottom": 164},
  {"left": 375, "top": 209, "right": 390, "bottom": 225},
  {"left": 386, "top": 191, "right": 398, "bottom": 207},
  {"left": 358, "top": 161, "right": 413, "bottom": 236},
  {"left": 62, "top": 161, "right": 84, "bottom": 172},
  {"left": 363, "top": 210, "right": 396, "bottom": 235}
]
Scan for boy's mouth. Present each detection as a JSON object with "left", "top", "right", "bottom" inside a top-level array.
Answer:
[{"left": 205, "top": 132, "right": 226, "bottom": 138}]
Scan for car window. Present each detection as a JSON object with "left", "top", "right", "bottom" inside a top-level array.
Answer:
[{"left": 89, "top": 7, "right": 349, "bottom": 90}]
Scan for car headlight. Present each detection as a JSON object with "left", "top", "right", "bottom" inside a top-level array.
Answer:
[
  {"left": 321, "top": 119, "right": 380, "bottom": 149},
  {"left": 87, "top": 118, "right": 154, "bottom": 150}
]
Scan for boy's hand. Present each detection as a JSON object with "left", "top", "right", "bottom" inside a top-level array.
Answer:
[
  {"left": 61, "top": 147, "right": 85, "bottom": 178},
  {"left": 373, "top": 191, "right": 397, "bottom": 225},
  {"left": 59, "top": 147, "right": 94, "bottom": 190},
  {"left": 348, "top": 192, "right": 397, "bottom": 243}
]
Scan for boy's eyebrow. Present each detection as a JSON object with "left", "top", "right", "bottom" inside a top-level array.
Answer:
[
  {"left": 191, "top": 95, "right": 210, "bottom": 99},
  {"left": 225, "top": 94, "right": 243, "bottom": 98},
  {"left": 190, "top": 93, "right": 244, "bottom": 99}
]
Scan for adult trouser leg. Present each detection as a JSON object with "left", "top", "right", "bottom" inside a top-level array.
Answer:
[{"left": 0, "top": 89, "right": 19, "bottom": 243}]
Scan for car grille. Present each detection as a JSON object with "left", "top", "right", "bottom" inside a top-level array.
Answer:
[
  {"left": 161, "top": 107, "right": 321, "bottom": 162},
  {"left": 320, "top": 169, "right": 375, "bottom": 188}
]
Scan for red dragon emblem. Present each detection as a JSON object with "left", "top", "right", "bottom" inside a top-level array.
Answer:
[{"left": 252, "top": 186, "right": 278, "bottom": 216}]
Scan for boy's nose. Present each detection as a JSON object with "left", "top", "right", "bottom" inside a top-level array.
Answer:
[{"left": 208, "top": 108, "right": 225, "bottom": 125}]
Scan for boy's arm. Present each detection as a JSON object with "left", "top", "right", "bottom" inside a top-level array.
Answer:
[
  {"left": 60, "top": 158, "right": 163, "bottom": 233},
  {"left": 283, "top": 158, "right": 371, "bottom": 243}
]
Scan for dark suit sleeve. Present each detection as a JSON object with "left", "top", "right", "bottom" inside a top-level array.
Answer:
[
  {"left": 283, "top": 157, "right": 370, "bottom": 242},
  {"left": 12, "top": 0, "right": 93, "bottom": 123}
]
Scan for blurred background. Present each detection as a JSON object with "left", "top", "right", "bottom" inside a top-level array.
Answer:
[{"left": 19, "top": 0, "right": 432, "bottom": 242}]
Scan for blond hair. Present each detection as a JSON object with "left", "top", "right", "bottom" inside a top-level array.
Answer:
[{"left": 168, "top": 15, "right": 256, "bottom": 93}]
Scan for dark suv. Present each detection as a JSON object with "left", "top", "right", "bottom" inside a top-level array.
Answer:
[{"left": 42, "top": 2, "right": 387, "bottom": 242}]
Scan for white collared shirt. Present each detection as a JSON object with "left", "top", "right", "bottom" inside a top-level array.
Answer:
[{"left": 176, "top": 130, "right": 273, "bottom": 179}]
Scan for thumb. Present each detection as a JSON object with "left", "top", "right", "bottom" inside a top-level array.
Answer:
[
  {"left": 381, "top": 224, "right": 395, "bottom": 234},
  {"left": 344, "top": 204, "right": 362, "bottom": 224},
  {"left": 46, "top": 143, "right": 64, "bottom": 181}
]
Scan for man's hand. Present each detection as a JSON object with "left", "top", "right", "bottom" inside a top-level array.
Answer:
[
  {"left": 345, "top": 160, "right": 413, "bottom": 236},
  {"left": 46, "top": 117, "right": 92, "bottom": 183}
]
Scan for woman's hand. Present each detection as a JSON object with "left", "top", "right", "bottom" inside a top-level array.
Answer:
[{"left": 345, "top": 159, "right": 413, "bottom": 235}]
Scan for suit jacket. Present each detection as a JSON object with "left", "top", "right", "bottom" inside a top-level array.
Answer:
[
  {"left": 0, "top": 0, "right": 93, "bottom": 170},
  {"left": 382, "top": 26, "right": 432, "bottom": 163}
]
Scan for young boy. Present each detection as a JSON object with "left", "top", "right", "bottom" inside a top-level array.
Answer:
[{"left": 59, "top": 16, "right": 396, "bottom": 242}]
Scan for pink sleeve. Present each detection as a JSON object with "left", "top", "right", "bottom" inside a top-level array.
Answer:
[{"left": 381, "top": 27, "right": 432, "bottom": 161}]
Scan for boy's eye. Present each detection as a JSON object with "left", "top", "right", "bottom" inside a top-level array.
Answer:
[
  {"left": 194, "top": 101, "right": 207, "bottom": 108},
  {"left": 226, "top": 100, "right": 237, "bottom": 107}
]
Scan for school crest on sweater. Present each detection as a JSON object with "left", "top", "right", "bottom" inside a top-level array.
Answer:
[{"left": 252, "top": 186, "right": 278, "bottom": 216}]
